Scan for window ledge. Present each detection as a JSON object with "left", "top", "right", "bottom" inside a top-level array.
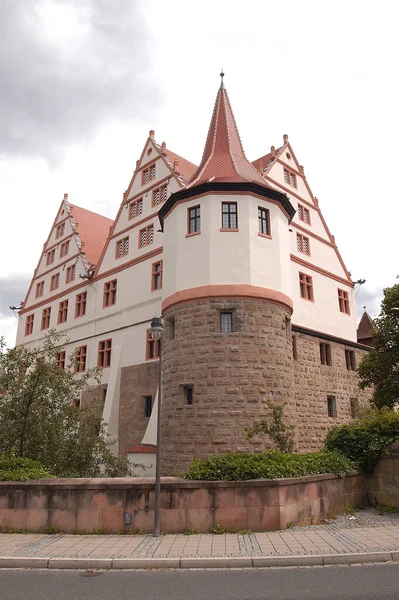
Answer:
[
  {"left": 220, "top": 228, "right": 239, "bottom": 232},
  {"left": 258, "top": 232, "right": 272, "bottom": 239},
  {"left": 185, "top": 231, "right": 201, "bottom": 238}
]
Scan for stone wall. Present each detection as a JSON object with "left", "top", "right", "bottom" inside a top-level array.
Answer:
[
  {"left": 290, "top": 330, "right": 373, "bottom": 452},
  {"left": 367, "top": 443, "right": 399, "bottom": 507},
  {"left": 0, "top": 473, "right": 366, "bottom": 534},
  {"left": 118, "top": 362, "right": 159, "bottom": 459},
  {"left": 161, "top": 297, "right": 294, "bottom": 475}
]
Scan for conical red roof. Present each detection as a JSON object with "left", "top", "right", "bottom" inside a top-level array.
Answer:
[{"left": 187, "top": 84, "right": 270, "bottom": 188}]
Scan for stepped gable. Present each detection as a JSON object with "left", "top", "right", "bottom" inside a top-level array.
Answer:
[
  {"left": 187, "top": 77, "right": 274, "bottom": 188},
  {"left": 69, "top": 204, "right": 113, "bottom": 268},
  {"left": 357, "top": 310, "right": 374, "bottom": 346}
]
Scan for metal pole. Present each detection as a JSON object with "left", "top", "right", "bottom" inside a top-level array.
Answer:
[{"left": 154, "top": 338, "right": 162, "bottom": 537}]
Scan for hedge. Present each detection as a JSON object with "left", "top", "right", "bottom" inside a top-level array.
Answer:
[{"left": 0, "top": 456, "right": 54, "bottom": 481}]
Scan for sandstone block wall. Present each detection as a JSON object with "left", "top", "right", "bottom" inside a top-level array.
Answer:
[{"left": 367, "top": 443, "right": 399, "bottom": 507}]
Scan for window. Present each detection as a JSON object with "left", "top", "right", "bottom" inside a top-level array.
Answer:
[
  {"left": 46, "top": 249, "right": 55, "bottom": 266},
  {"left": 151, "top": 261, "right": 163, "bottom": 291},
  {"left": 75, "top": 291, "right": 87, "bottom": 317},
  {"left": 298, "top": 204, "right": 311, "bottom": 224},
  {"left": 58, "top": 300, "right": 68, "bottom": 324},
  {"left": 338, "top": 289, "right": 350, "bottom": 314},
  {"left": 56, "top": 351, "right": 66, "bottom": 369},
  {"left": 350, "top": 398, "right": 359, "bottom": 418},
  {"left": 98, "top": 339, "right": 112, "bottom": 367},
  {"left": 320, "top": 342, "right": 332, "bottom": 366},
  {"left": 129, "top": 198, "right": 143, "bottom": 220},
  {"left": 220, "top": 312, "right": 233, "bottom": 333},
  {"left": 168, "top": 317, "right": 175, "bottom": 340},
  {"left": 60, "top": 240, "right": 70, "bottom": 258},
  {"left": 258, "top": 207, "right": 270, "bottom": 236},
  {"left": 141, "top": 167, "right": 149, "bottom": 185},
  {"left": 327, "top": 396, "right": 337, "bottom": 417},
  {"left": 221, "top": 202, "right": 238, "bottom": 229},
  {"left": 144, "top": 396, "right": 153, "bottom": 418},
  {"left": 299, "top": 272, "right": 313, "bottom": 301},
  {"left": 50, "top": 273, "right": 60, "bottom": 291},
  {"left": 56, "top": 223, "right": 65, "bottom": 238},
  {"left": 296, "top": 233, "right": 310, "bottom": 255},
  {"left": 103, "top": 279, "right": 117, "bottom": 307},
  {"left": 184, "top": 386, "right": 194, "bottom": 405},
  {"left": 152, "top": 184, "right": 167, "bottom": 206},
  {"left": 25, "top": 314, "right": 34, "bottom": 336},
  {"left": 139, "top": 224, "right": 154, "bottom": 247},
  {"left": 345, "top": 349, "right": 356, "bottom": 371},
  {"left": 150, "top": 163, "right": 156, "bottom": 180},
  {"left": 36, "top": 281, "right": 45, "bottom": 298},
  {"left": 188, "top": 205, "right": 201, "bottom": 234},
  {"left": 75, "top": 345, "right": 87, "bottom": 373},
  {"left": 41, "top": 307, "right": 51, "bottom": 330},
  {"left": 146, "top": 330, "right": 160, "bottom": 360},
  {"left": 283, "top": 168, "right": 297, "bottom": 188},
  {"left": 292, "top": 335, "right": 298, "bottom": 360},
  {"left": 66, "top": 264, "right": 76, "bottom": 283},
  {"left": 116, "top": 236, "right": 129, "bottom": 258}
]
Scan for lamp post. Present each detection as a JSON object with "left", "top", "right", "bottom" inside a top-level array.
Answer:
[{"left": 149, "top": 315, "right": 164, "bottom": 537}]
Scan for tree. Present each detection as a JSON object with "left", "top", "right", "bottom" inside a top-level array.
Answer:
[
  {"left": 246, "top": 403, "right": 295, "bottom": 452},
  {"left": 357, "top": 283, "right": 399, "bottom": 409},
  {"left": 0, "top": 330, "right": 131, "bottom": 477}
]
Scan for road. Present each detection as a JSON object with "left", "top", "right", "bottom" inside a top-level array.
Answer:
[{"left": 1, "top": 564, "right": 399, "bottom": 599}]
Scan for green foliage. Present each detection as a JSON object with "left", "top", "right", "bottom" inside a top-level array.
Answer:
[
  {"left": 357, "top": 284, "right": 399, "bottom": 409},
  {"left": 184, "top": 528, "right": 199, "bottom": 535},
  {"left": 376, "top": 503, "right": 399, "bottom": 515},
  {"left": 211, "top": 524, "right": 226, "bottom": 534},
  {"left": 324, "top": 408, "right": 399, "bottom": 473},
  {"left": 0, "top": 331, "right": 132, "bottom": 478},
  {"left": 0, "top": 455, "right": 54, "bottom": 481},
  {"left": 182, "top": 450, "right": 356, "bottom": 481},
  {"left": 246, "top": 403, "right": 294, "bottom": 452}
]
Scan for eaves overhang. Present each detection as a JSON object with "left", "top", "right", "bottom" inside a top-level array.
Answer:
[{"left": 158, "top": 181, "right": 296, "bottom": 229}]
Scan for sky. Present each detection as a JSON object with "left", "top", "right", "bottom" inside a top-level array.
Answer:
[{"left": 1, "top": 0, "right": 398, "bottom": 347}]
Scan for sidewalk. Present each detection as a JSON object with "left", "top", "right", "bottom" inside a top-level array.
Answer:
[{"left": 1, "top": 509, "right": 399, "bottom": 570}]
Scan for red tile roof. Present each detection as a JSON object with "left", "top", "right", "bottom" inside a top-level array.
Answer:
[
  {"left": 69, "top": 204, "right": 113, "bottom": 268},
  {"left": 357, "top": 311, "right": 374, "bottom": 343},
  {"left": 187, "top": 85, "right": 273, "bottom": 188},
  {"left": 161, "top": 148, "right": 197, "bottom": 183}
]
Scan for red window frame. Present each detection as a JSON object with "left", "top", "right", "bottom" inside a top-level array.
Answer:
[
  {"left": 46, "top": 249, "right": 55, "bottom": 266},
  {"left": 35, "top": 281, "right": 44, "bottom": 298},
  {"left": 152, "top": 184, "right": 167, "bottom": 207},
  {"left": 58, "top": 299, "right": 69, "bottom": 324},
  {"left": 115, "top": 236, "right": 129, "bottom": 258},
  {"left": 128, "top": 197, "right": 143, "bottom": 220},
  {"left": 50, "top": 273, "right": 60, "bottom": 291},
  {"left": 338, "top": 289, "right": 350, "bottom": 314},
  {"left": 98, "top": 339, "right": 112, "bottom": 368},
  {"left": 283, "top": 167, "right": 297, "bottom": 188},
  {"left": 75, "top": 345, "right": 87, "bottom": 373},
  {"left": 296, "top": 233, "right": 310, "bottom": 255},
  {"left": 299, "top": 272, "right": 314, "bottom": 301},
  {"left": 56, "top": 351, "right": 66, "bottom": 369},
  {"left": 56, "top": 223, "right": 65, "bottom": 239},
  {"left": 25, "top": 314, "right": 34, "bottom": 336},
  {"left": 41, "top": 307, "right": 51, "bottom": 330},
  {"left": 139, "top": 224, "right": 154, "bottom": 248},
  {"left": 151, "top": 261, "right": 163, "bottom": 291},
  {"left": 66, "top": 264, "right": 76, "bottom": 283},
  {"left": 75, "top": 291, "right": 87, "bottom": 318},
  {"left": 298, "top": 204, "right": 311, "bottom": 224},
  {"left": 60, "top": 240, "right": 70, "bottom": 258},
  {"left": 103, "top": 279, "right": 117, "bottom": 307},
  {"left": 146, "top": 330, "right": 160, "bottom": 360}
]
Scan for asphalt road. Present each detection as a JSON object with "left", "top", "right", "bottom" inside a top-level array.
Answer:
[{"left": 1, "top": 564, "right": 399, "bottom": 600}]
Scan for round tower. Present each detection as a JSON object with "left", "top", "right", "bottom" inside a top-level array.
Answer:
[{"left": 158, "top": 78, "right": 296, "bottom": 475}]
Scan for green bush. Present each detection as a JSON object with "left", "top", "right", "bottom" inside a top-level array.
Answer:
[
  {"left": 182, "top": 450, "right": 357, "bottom": 481},
  {"left": 324, "top": 408, "right": 399, "bottom": 474},
  {"left": 0, "top": 455, "right": 54, "bottom": 481}
]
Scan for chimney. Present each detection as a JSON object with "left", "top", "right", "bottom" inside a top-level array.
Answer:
[
  {"left": 161, "top": 141, "right": 167, "bottom": 155},
  {"left": 173, "top": 160, "right": 180, "bottom": 175},
  {"left": 283, "top": 134, "right": 289, "bottom": 144},
  {"left": 149, "top": 130, "right": 155, "bottom": 138},
  {"left": 299, "top": 165, "right": 304, "bottom": 174},
  {"left": 271, "top": 145, "right": 276, "bottom": 157},
  {"left": 63, "top": 193, "right": 68, "bottom": 200}
]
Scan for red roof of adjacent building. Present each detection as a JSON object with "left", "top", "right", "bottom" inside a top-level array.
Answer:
[
  {"left": 357, "top": 311, "right": 374, "bottom": 345},
  {"left": 187, "top": 82, "right": 273, "bottom": 188},
  {"left": 69, "top": 204, "right": 113, "bottom": 268},
  {"left": 161, "top": 147, "right": 197, "bottom": 183}
]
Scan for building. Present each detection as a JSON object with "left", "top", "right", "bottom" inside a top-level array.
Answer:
[
  {"left": 357, "top": 310, "right": 374, "bottom": 347},
  {"left": 16, "top": 77, "right": 372, "bottom": 475}
]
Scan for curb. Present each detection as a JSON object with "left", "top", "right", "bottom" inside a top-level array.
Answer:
[{"left": 0, "top": 551, "right": 397, "bottom": 570}]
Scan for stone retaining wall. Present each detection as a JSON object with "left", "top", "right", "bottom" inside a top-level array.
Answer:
[
  {"left": 0, "top": 472, "right": 366, "bottom": 534},
  {"left": 367, "top": 443, "right": 399, "bottom": 508}
]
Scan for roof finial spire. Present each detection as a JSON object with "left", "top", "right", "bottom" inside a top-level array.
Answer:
[{"left": 220, "top": 69, "right": 225, "bottom": 90}]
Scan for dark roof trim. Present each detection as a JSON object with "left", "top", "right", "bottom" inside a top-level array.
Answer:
[
  {"left": 158, "top": 181, "right": 296, "bottom": 227},
  {"left": 292, "top": 324, "right": 371, "bottom": 351}
]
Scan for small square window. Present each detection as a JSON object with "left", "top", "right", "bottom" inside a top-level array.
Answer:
[
  {"left": 327, "top": 396, "right": 337, "bottom": 417},
  {"left": 220, "top": 312, "right": 233, "bottom": 333},
  {"left": 296, "top": 233, "right": 310, "bottom": 255},
  {"left": 151, "top": 261, "right": 163, "bottom": 291},
  {"left": 139, "top": 224, "right": 154, "bottom": 247},
  {"left": 116, "top": 236, "right": 129, "bottom": 258},
  {"left": 345, "top": 349, "right": 356, "bottom": 371},
  {"left": 60, "top": 240, "right": 70, "bottom": 258},
  {"left": 299, "top": 272, "right": 313, "bottom": 301},
  {"left": 292, "top": 335, "right": 298, "bottom": 360},
  {"left": 66, "top": 264, "right": 76, "bottom": 283},
  {"left": 50, "top": 273, "right": 60, "bottom": 291},
  {"left": 129, "top": 198, "right": 143, "bottom": 220},
  {"left": 320, "top": 342, "right": 332, "bottom": 366},
  {"left": 56, "top": 222, "right": 65, "bottom": 239},
  {"left": 298, "top": 204, "right": 311, "bottom": 224},
  {"left": 144, "top": 396, "right": 153, "bottom": 417},
  {"left": 36, "top": 281, "right": 45, "bottom": 298},
  {"left": 46, "top": 249, "right": 55, "bottom": 266},
  {"left": 284, "top": 168, "right": 297, "bottom": 188}
]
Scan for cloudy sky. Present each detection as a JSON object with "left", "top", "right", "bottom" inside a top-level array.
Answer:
[{"left": 1, "top": 0, "right": 398, "bottom": 347}]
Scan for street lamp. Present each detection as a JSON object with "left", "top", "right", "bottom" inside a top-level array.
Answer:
[{"left": 149, "top": 315, "right": 164, "bottom": 537}]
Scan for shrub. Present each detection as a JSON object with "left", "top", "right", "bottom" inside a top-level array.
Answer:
[
  {"left": 182, "top": 450, "right": 357, "bottom": 481},
  {"left": 0, "top": 455, "right": 54, "bottom": 481},
  {"left": 324, "top": 408, "right": 399, "bottom": 473}
]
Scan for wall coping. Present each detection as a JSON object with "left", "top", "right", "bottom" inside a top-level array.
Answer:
[{"left": 0, "top": 471, "right": 361, "bottom": 491}]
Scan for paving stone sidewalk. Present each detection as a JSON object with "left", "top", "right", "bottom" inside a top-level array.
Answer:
[{"left": 1, "top": 509, "right": 399, "bottom": 562}]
